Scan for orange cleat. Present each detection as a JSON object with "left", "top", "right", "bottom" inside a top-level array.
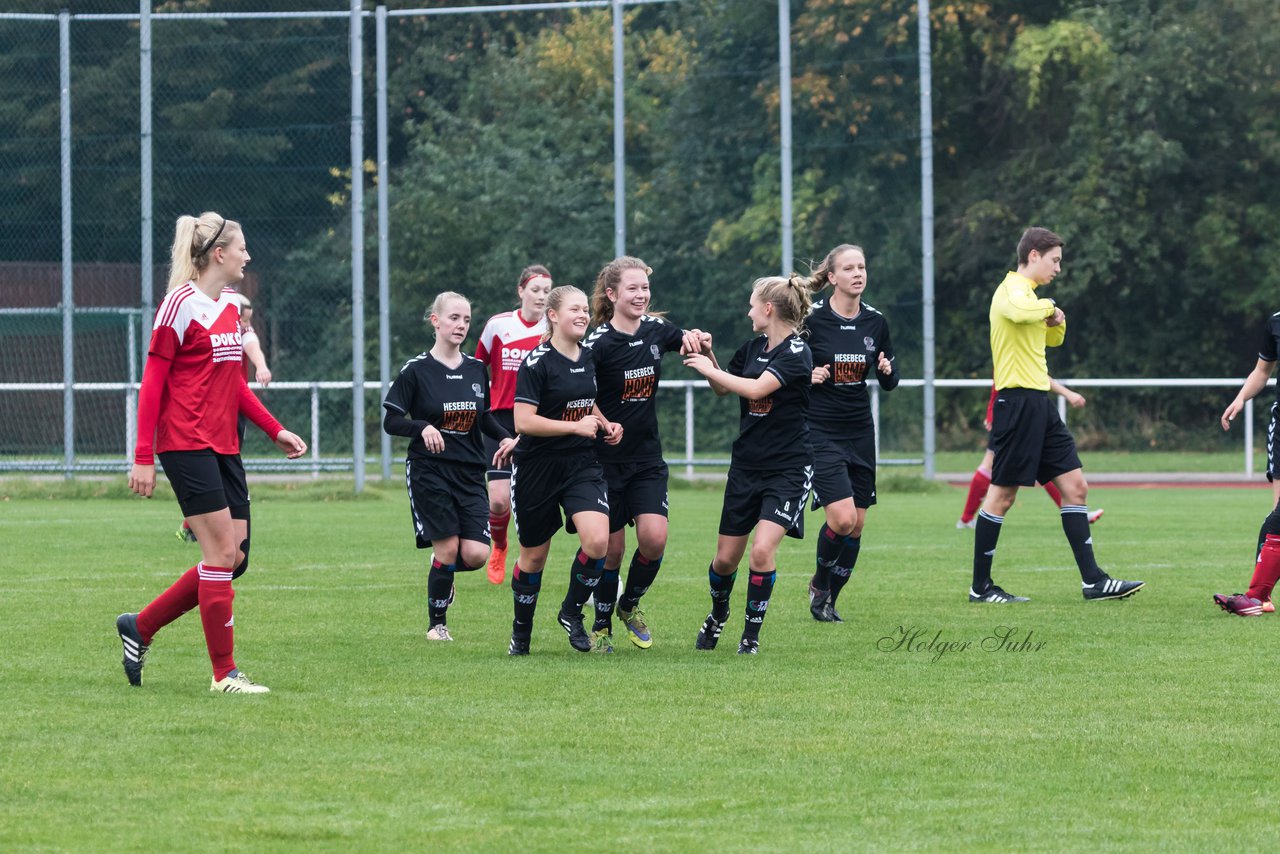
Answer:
[{"left": 487, "top": 546, "right": 507, "bottom": 585}]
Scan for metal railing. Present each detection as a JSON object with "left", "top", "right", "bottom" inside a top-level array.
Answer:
[{"left": 0, "top": 376, "right": 1268, "bottom": 478}]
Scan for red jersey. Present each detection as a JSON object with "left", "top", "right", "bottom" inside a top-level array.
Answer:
[
  {"left": 134, "top": 284, "right": 249, "bottom": 463},
  {"left": 474, "top": 309, "right": 547, "bottom": 411}
]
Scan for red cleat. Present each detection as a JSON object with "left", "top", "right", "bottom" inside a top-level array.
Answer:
[
  {"left": 1213, "top": 593, "right": 1264, "bottom": 616},
  {"left": 486, "top": 546, "right": 507, "bottom": 585}
]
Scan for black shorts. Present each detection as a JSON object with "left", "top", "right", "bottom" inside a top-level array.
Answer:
[
  {"left": 719, "top": 464, "right": 812, "bottom": 540},
  {"left": 158, "top": 449, "right": 250, "bottom": 519},
  {"left": 602, "top": 459, "right": 670, "bottom": 532},
  {"left": 510, "top": 452, "right": 610, "bottom": 547},
  {"left": 1268, "top": 403, "right": 1280, "bottom": 483},
  {"left": 989, "top": 388, "right": 1082, "bottom": 487},
  {"left": 406, "top": 458, "right": 490, "bottom": 548},
  {"left": 810, "top": 433, "right": 877, "bottom": 509},
  {"left": 485, "top": 410, "right": 516, "bottom": 482}
]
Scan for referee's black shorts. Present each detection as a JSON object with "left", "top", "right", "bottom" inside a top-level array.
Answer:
[
  {"left": 989, "top": 387, "right": 1082, "bottom": 487},
  {"left": 158, "top": 449, "right": 250, "bottom": 519}
]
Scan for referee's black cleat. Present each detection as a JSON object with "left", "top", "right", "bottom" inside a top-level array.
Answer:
[
  {"left": 695, "top": 614, "right": 725, "bottom": 650},
  {"left": 737, "top": 638, "right": 759, "bottom": 655},
  {"left": 116, "top": 612, "right": 149, "bottom": 686},
  {"left": 508, "top": 635, "right": 531, "bottom": 656},
  {"left": 1082, "top": 576, "right": 1144, "bottom": 601},
  {"left": 557, "top": 608, "right": 592, "bottom": 652},
  {"left": 968, "top": 584, "right": 1030, "bottom": 604}
]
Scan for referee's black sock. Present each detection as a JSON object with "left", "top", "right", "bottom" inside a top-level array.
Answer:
[
  {"left": 1060, "top": 506, "right": 1104, "bottom": 584},
  {"left": 427, "top": 559, "right": 455, "bottom": 627},
  {"left": 708, "top": 565, "right": 736, "bottom": 623},
  {"left": 618, "top": 550, "right": 663, "bottom": 613},
  {"left": 972, "top": 510, "right": 1004, "bottom": 591},
  {"left": 564, "top": 549, "right": 604, "bottom": 613},
  {"left": 742, "top": 570, "right": 776, "bottom": 642},
  {"left": 592, "top": 567, "right": 620, "bottom": 632},
  {"left": 813, "top": 524, "right": 841, "bottom": 591},
  {"left": 829, "top": 535, "right": 861, "bottom": 605},
  {"left": 511, "top": 565, "right": 542, "bottom": 639}
]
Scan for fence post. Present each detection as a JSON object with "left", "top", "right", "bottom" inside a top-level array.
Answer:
[
  {"left": 685, "top": 383, "right": 694, "bottom": 479},
  {"left": 777, "top": 0, "right": 793, "bottom": 276},
  {"left": 60, "top": 9, "right": 74, "bottom": 479},
  {"left": 311, "top": 382, "right": 321, "bottom": 478},
  {"left": 376, "top": 5, "right": 391, "bottom": 482},
  {"left": 126, "top": 315, "right": 138, "bottom": 460},
  {"left": 918, "top": 0, "right": 936, "bottom": 480},
  {"left": 349, "top": 0, "right": 366, "bottom": 492},
  {"left": 612, "top": 0, "right": 626, "bottom": 256}
]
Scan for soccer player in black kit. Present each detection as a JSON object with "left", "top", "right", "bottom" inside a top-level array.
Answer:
[
  {"left": 683, "top": 275, "right": 814, "bottom": 654},
  {"left": 803, "top": 244, "right": 898, "bottom": 622},
  {"left": 383, "top": 292, "right": 517, "bottom": 641},
  {"left": 583, "top": 256, "right": 713, "bottom": 652},
  {"left": 509, "top": 285, "right": 623, "bottom": 655}
]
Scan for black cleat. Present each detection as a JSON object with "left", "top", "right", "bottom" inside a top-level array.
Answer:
[
  {"left": 1083, "top": 577, "right": 1144, "bottom": 601},
  {"left": 826, "top": 601, "right": 844, "bottom": 623},
  {"left": 508, "top": 635, "right": 531, "bottom": 656},
  {"left": 557, "top": 608, "right": 592, "bottom": 652},
  {"left": 116, "top": 613, "right": 149, "bottom": 686},
  {"left": 737, "top": 638, "right": 760, "bottom": 655},
  {"left": 968, "top": 583, "right": 1030, "bottom": 604},
  {"left": 695, "top": 614, "right": 725, "bottom": 650},
  {"left": 809, "top": 584, "right": 837, "bottom": 622}
]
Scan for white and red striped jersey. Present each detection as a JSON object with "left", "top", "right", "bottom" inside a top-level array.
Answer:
[
  {"left": 474, "top": 309, "right": 547, "bottom": 411},
  {"left": 145, "top": 284, "right": 245, "bottom": 456}
]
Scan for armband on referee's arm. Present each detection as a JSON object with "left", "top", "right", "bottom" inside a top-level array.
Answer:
[{"left": 238, "top": 378, "right": 285, "bottom": 440}]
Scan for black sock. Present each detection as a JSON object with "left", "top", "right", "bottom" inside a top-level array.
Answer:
[
  {"left": 618, "top": 550, "right": 662, "bottom": 613},
  {"left": 972, "top": 510, "right": 1004, "bottom": 591},
  {"left": 742, "top": 569, "right": 777, "bottom": 641},
  {"left": 1259, "top": 502, "right": 1280, "bottom": 561},
  {"left": 510, "top": 564, "right": 542, "bottom": 639},
  {"left": 813, "top": 524, "right": 841, "bottom": 591},
  {"left": 708, "top": 565, "right": 736, "bottom": 622},
  {"left": 1060, "top": 505, "right": 1104, "bottom": 585},
  {"left": 427, "top": 558, "right": 455, "bottom": 627},
  {"left": 829, "top": 534, "right": 861, "bottom": 605},
  {"left": 564, "top": 548, "right": 604, "bottom": 614},
  {"left": 593, "top": 568, "right": 620, "bottom": 631}
]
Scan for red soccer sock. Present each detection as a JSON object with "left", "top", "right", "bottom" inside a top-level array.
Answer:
[
  {"left": 1042, "top": 481, "right": 1063, "bottom": 507},
  {"left": 1247, "top": 535, "right": 1280, "bottom": 602},
  {"left": 960, "top": 466, "right": 992, "bottom": 523},
  {"left": 136, "top": 565, "right": 200, "bottom": 644},
  {"left": 197, "top": 564, "right": 237, "bottom": 681},
  {"left": 490, "top": 510, "right": 510, "bottom": 550}
]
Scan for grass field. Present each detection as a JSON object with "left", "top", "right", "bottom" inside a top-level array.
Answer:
[{"left": 2, "top": 479, "right": 1276, "bottom": 851}]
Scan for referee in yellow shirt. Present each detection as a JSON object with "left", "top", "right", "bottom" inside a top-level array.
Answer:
[{"left": 969, "top": 227, "right": 1144, "bottom": 603}]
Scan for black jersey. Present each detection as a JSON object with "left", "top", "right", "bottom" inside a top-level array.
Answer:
[
  {"left": 584, "top": 315, "right": 685, "bottom": 463},
  {"left": 726, "top": 333, "right": 813, "bottom": 471},
  {"left": 1258, "top": 312, "right": 1280, "bottom": 406},
  {"left": 805, "top": 297, "right": 899, "bottom": 434},
  {"left": 383, "top": 352, "right": 493, "bottom": 467},
  {"left": 513, "top": 341, "right": 599, "bottom": 459}
]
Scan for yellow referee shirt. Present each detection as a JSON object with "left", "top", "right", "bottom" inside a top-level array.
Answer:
[{"left": 989, "top": 271, "right": 1064, "bottom": 391}]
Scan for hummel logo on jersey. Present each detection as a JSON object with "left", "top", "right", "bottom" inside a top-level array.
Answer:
[
  {"left": 629, "top": 340, "right": 644, "bottom": 347},
  {"left": 570, "top": 366, "right": 585, "bottom": 373},
  {"left": 756, "top": 356, "right": 770, "bottom": 363},
  {"left": 445, "top": 374, "right": 463, "bottom": 380},
  {"left": 840, "top": 325, "right": 857, "bottom": 331}
]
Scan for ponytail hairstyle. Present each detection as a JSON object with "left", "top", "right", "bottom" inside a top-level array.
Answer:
[
  {"left": 424, "top": 291, "right": 471, "bottom": 336},
  {"left": 541, "top": 285, "right": 587, "bottom": 343},
  {"left": 590, "top": 255, "right": 652, "bottom": 326},
  {"left": 167, "top": 212, "right": 239, "bottom": 293},
  {"left": 752, "top": 274, "right": 813, "bottom": 331},
  {"left": 804, "top": 243, "right": 864, "bottom": 294}
]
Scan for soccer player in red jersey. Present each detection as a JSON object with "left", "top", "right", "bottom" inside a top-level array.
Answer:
[
  {"left": 1214, "top": 314, "right": 1280, "bottom": 616},
  {"left": 116, "top": 212, "right": 307, "bottom": 694},
  {"left": 474, "top": 266, "right": 552, "bottom": 584},
  {"left": 956, "top": 380, "right": 1102, "bottom": 528}
]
